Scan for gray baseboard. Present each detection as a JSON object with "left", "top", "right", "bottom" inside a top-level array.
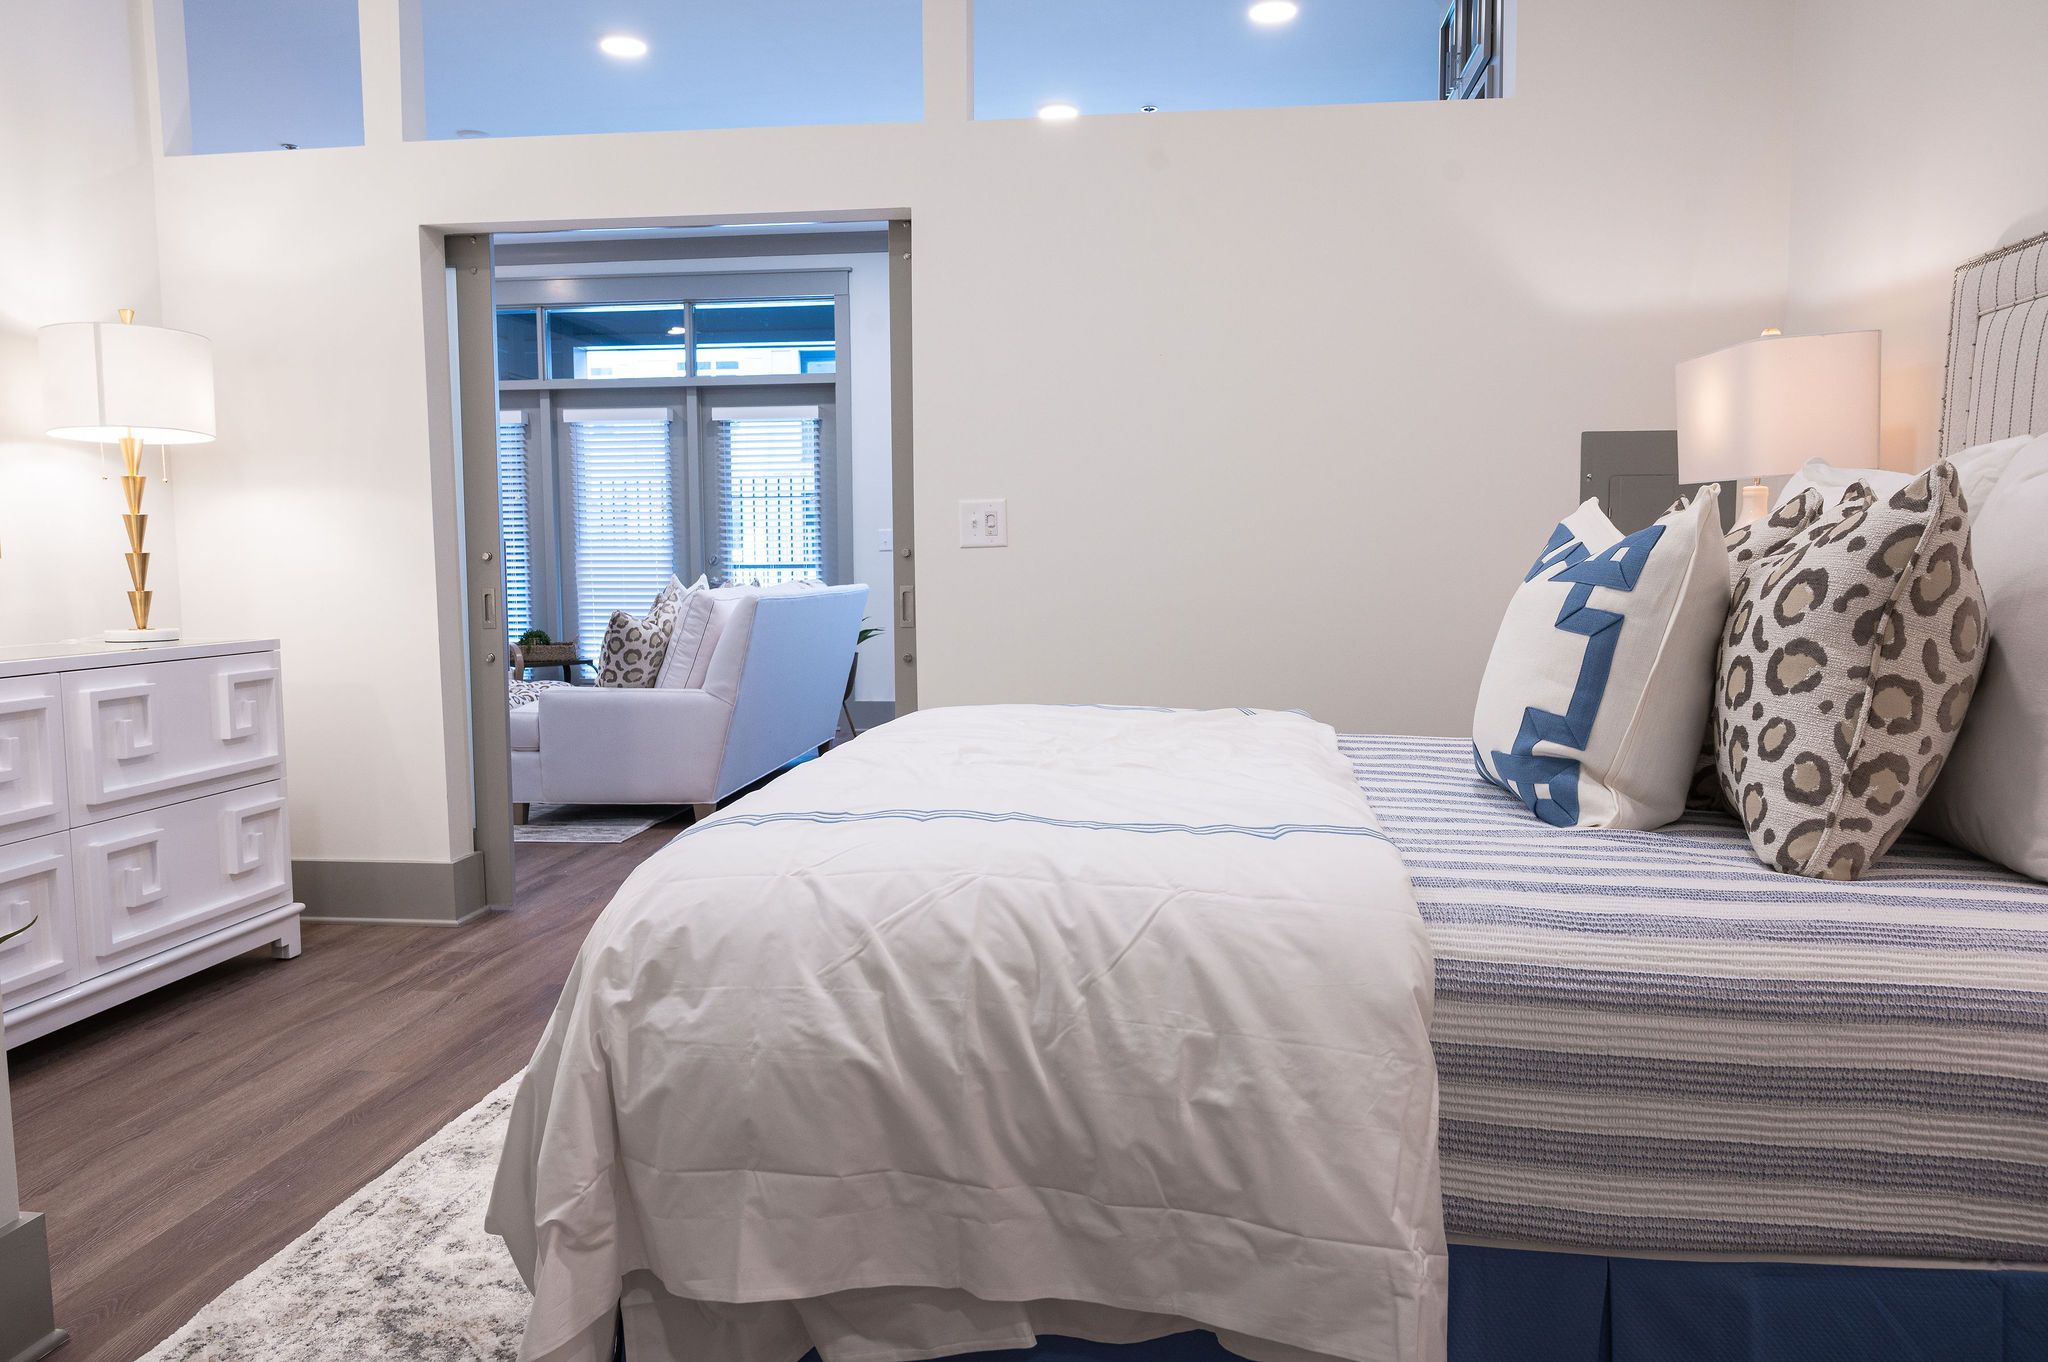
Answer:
[
  {"left": 293, "top": 851, "right": 490, "bottom": 925},
  {"left": 0, "top": 1213, "right": 64, "bottom": 1362}
]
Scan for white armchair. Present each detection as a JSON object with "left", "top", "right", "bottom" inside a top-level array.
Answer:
[{"left": 511, "top": 584, "right": 868, "bottom": 817}]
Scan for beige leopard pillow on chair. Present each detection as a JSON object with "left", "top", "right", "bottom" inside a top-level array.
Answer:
[
  {"left": 1714, "top": 464, "right": 1987, "bottom": 879},
  {"left": 597, "top": 576, "right": 688, "bottom": 687}
]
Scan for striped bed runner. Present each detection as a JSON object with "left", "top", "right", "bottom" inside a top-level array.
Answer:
[{"left": 1343, "top": 734, "right": 2048, "bottom": 1264}]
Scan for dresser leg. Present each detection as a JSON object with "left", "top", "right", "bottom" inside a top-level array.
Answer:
[{"left": 271, "top": 920, "right": 302, "bottom": 960}]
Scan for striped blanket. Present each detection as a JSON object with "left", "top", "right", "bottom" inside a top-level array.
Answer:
[{"left": 1344, "top": 734, "right": 2048, "bottom": 1265}]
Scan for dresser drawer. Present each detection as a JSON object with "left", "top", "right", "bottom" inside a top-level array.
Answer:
[
  {"left": 73, "top": 782, "right": 292, "bottom": 975},
  {"left": 0, "top": 832, "right": 80, "bottom": 1008},
  {"left": 65, "top": 652, "right": 283, "bottom": 825},
  {"left": 0, "top": 675, "right": 67, "bottom": 847}
]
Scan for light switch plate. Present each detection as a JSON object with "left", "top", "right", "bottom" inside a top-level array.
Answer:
[
  {"left": 959, "top": 498, "right": 1008, "bottom": 548},
  {"left": 878, "top": 528, "right": 894, "bottom": 552}
]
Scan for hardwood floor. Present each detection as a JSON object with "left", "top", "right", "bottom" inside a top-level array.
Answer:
[{"left": 6, "top": 821, "right": 683, "bottom": 1362}]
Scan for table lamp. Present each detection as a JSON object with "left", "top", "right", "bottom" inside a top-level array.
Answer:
[
  {"left": 39, "top": 310, "right": 215, "bottom": 641},
  {"left": 1676, "top": 328, "right": 1879, "bottom": 524}
]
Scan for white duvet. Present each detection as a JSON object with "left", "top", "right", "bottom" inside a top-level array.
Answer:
[{"left": 488, "top": 705, "right": 1445, "bottom": 1362}]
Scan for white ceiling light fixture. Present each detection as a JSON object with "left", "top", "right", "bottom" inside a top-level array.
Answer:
[
  {"left": 1248, "top": 1, "right": 1300, "bottom": 25},
  {"left": 598, "top": 33, "right": 649, "bottom": 59},
  {"left": 1037, "top": 102, "right": 1080, "bottom": 122}
]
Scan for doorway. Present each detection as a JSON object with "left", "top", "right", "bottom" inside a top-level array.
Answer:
[{"left": 446, "top": 219, "right": 915, "bottom": 906}]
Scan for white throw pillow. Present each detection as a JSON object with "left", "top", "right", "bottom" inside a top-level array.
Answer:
[
  {"left": 1473, "top": 492, "right": 1729, "bottom": 829},
  {"left": 1777, "top": 459, "right": 1913, "bottom": 510},
  {"left": 653, "top": 575, "right": 715, "bottom": 689},
  {"left": 1916, "top": 433, "right": 2048, "bottom": 879},
  {"left": 1776, "top": 437, "right": 2032, "bottom": 515}
]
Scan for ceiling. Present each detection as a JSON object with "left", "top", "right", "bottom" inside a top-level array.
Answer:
[{"left": 178, "top": 0, "right": 1446, "bottom": 154}]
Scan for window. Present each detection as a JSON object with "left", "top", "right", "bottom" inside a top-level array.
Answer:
[
  {"left": 548, "top": 305, "right": 690, "bottom": 381},
  {"left": 497, "top": 310, "right": 541, "bottom": 382},
  {"left": 566, "top": 410, "right": 676, "bottom": 649},
  {"left": 497, "top": 412, "right": 535, "bottom": 643},
  {"left": 694, "top": 300, "right": 837, "bottom": 376},
  {"left": 973, "top": 0, "right": 1447, "bottom": 120},
  {"left": 714, "top": 409, "right": 826, "bottom": 586},
  {"left": 1439, "top": 0, "right": 1503, "bottom": 99},
  {"left": 419, "top": 0, "right": 922, "bottom": 140},
  {"left": 165, "top": 0, "right": 365, "bottom": 154}
]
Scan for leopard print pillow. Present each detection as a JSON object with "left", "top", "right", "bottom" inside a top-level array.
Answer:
[
  {"left": 1714, "top": 463, "right": 1986, "bottom": 879},
  {"left": 597, "top": 576, "right": 687, "bottom": 688},
  {"left": 1683, "top": 488, "right": 1829, "bottom": 809}
]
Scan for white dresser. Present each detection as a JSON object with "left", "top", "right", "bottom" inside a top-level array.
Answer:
[{"left": 0, "top": 640, "right": 302, "bottom": 1048}]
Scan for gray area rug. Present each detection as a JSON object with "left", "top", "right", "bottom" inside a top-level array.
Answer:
[
  {"left": 512, "top": 804, "right": 681, "bottom": 844},
  {"left": 144, "top": 1078, "right": 530, "bottom": 1360}
]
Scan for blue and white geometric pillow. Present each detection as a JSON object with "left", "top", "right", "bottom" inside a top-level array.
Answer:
[{"left": 1471, "top": 493, "right": 1729, "bottom": 830}]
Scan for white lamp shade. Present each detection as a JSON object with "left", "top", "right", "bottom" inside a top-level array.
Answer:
[
  {"left": 1675, "top": 330, "right": 1878, "bottom": 484},
  {"left": 38, "top": 321, "right": 216, "bottom": 445}
]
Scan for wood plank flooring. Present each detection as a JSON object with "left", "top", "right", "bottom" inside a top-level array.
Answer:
[{"left": 7, "top": 822, "right": 682, "bottom": 1362}]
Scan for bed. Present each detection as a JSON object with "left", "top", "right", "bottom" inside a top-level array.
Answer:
[
  {"left": 491, "top": 705, "right": 1447, "bottom": 1362},
  {"left": 493, "top": 235, "right": 2048, "bottom": 1362}
]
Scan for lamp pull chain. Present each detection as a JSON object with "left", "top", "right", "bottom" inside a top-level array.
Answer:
[
  {"left": 99, "top": 442, "right": 109, "bottom": 480},
  {"left": 162, "top": 445, "right": 171, "bottom": 483}
]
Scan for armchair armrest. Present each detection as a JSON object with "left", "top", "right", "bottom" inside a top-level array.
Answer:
[{"left": 535, "top": 686, "right": 735, "bottom": 805}]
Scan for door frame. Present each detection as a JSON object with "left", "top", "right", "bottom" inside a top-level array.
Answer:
[
  {"left": 440, "top": 215, "right": 915, "bottom": 910},
  {"left": 447, "top": 231, "right": 515, "bottom": 909}
]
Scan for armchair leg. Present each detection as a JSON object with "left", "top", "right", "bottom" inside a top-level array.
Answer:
[
  {"left": 690, "top": 802, "right": 718, "bottom": 825},
  {"left": 513, "top": 802, "right": 530, "bottom": 826}
]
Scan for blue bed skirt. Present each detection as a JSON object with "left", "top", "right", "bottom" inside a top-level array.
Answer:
[{"left": 777, "top": 1245, "right": 2048, "bottom": 1362}]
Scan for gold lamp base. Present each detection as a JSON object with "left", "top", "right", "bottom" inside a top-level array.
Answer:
[{"left": 112, "top": 432, "right": 177, "bottom": 641}]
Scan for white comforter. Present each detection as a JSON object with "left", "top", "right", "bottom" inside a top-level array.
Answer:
[{"left": 488, "top": 705, "right": 1445, "bottom": 1362}]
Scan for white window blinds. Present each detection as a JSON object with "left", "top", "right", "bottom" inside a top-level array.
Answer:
[
  {"left": 565, "top": 408, "right": 675, "bottom": 650},
  {"left": 496, "top": 412, "right": 534, "bottom": 645},
  {"left": 713, "top": 407, "right": 826, "bottom": 586}
]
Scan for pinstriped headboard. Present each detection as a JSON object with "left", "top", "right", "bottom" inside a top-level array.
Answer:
[{"left": 1939, "top": 230, "right": 2048, "bottom": 455}]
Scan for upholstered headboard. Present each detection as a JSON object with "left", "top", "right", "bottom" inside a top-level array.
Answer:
[{"left": 1939, "top": 230, "right": 2048, "bottom": 455}]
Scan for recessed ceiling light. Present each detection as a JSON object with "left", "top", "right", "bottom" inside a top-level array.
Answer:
[
  {"left": 1248, "top": 1, "right": 1299, "bottom": 25},
  {"left": 1037, "top": 102, "right": 1080, "bottom": 122},
  {"left": 598, "top": 33, "right": 648, "bottom": 58},
  {"left": 1141, "top": 104, "right": 1159, "bottom": 113}
]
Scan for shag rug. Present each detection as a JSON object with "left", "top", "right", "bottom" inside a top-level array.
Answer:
[
  {"left": 144, "top": 1078, "right": 531, "bottom": 1360},
  {"left": 512, "top": 804, "right": 681, "bottom": 844}
]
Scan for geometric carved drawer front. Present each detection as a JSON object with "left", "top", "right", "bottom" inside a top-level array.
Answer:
[
  {"left": 0, "top": 832, "right": 79, "bottom": 1008},
  {"left": 0, "top": 675, "right": 67, "bottom": 848},
  {"left": 66, "top": 652, "right": 283, "bottom": 825},
  {"left": 75, "top": 782, "right": 292, "bottom": 974}
]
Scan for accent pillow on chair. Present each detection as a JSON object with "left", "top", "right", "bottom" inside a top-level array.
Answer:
[
  {"left": 1715, "top": 464, "right": 1986, "bottom": 879},
  {"left": 1916, "top": 434, "right": 2048, "bottom": 879},
  {"left": 598, "top": 575, "right": 692, "bottom": 688},
  {"left": 1473, "top": 491, "right": 1729, "bottom": 829},
  {"left": 654, "top": 577, "right": 717, "bottom": 689}
]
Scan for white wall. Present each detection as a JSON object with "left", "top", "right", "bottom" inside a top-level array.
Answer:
[
  {"left": 1783, "top": 0, "right": 2048, "bottom": 469},
  {"left": 0, "top": 0, "right": 182, "bottom": 647},
  {"left": 141, "top": 0, "right": 1798, "bottom": 866}
]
